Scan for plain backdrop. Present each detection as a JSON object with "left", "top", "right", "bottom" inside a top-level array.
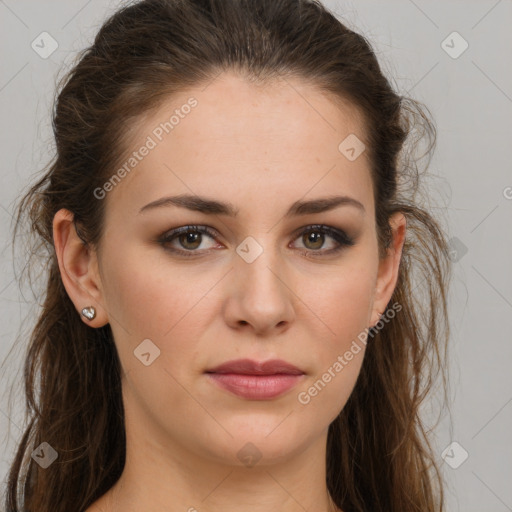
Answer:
[{"left": 1, "top": 1, "right": 511, "bottom": 511}]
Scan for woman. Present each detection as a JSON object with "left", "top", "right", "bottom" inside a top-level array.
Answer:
[{"left": 3, "top": 0, "right": 452, "bottom": 511}]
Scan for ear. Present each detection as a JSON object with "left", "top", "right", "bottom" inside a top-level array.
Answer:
[
  {"left": 369, "top": 211, "right": 407, "bottom": 327},
  {"left": 52, "top": 208, "right": 109, "bottom": 328}
]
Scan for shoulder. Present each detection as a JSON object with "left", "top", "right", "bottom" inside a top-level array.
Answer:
[{"left": 84, "top": 496, "right": 109, "bottom": 512}]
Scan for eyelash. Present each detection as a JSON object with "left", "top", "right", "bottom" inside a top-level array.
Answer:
[{"left": 157, "top": 224, "right": 355, "bottom": 258}]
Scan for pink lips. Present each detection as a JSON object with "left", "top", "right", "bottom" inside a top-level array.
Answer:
[{"left": 205, "top": 358, "right": 305, "bottom": 400}]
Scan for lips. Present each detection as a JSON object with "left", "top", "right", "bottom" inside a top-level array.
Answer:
[
  {"left": 205, "top": 359, "right": 305, "bottom": 400},
  {"left": 205, "top": 358, "right": 304, "bottom": 376}
]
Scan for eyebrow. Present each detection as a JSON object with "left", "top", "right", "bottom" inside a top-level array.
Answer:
[{"left": 138, "top": 193, "right": 365, "bottom": 217}]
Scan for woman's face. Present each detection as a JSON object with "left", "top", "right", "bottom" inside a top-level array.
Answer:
[{"left": 83, "top": 72, "right": 404, "bottom": 467}]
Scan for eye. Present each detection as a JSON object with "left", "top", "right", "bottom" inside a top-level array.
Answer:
[
  {"left": 158, "top": 225, "right": 219, "bottom": 256},
  {"left": 290, "top": 224, "right": 355, "bottom": 257},
  {"left": 157, "top": 224, "right": 355, "bottom": 258}
]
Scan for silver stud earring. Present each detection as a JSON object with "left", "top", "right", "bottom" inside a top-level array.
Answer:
[{"left": 81, "top": 306, "right": 96, "bottom": 320}]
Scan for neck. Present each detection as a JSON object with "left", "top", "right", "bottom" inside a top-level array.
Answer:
[{"left": 102, "top": 422, "right": 340, "bottom": 512}]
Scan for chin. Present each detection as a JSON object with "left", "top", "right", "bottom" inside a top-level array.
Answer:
[{"left": 197, "top": 420, "right": 311, "bottom": 467}]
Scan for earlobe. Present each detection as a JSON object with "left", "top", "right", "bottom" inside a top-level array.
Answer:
[
  {"left": 52, "top": 208, "right": 108, "bottom": 327},
  {"left": 370, "top": 212, "right": 407, "bottom": 327}
]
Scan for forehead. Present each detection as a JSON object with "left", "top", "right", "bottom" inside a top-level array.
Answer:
[{"left": 103, "top": 71, "right": 374, "bottom": 221}]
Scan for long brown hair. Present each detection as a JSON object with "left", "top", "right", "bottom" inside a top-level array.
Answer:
[{"left": 3, "top": 0, "right": 452, "bottom": 510}]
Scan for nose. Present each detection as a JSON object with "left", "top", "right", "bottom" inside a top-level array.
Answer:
[{"left": 222, "top": 242, "right": 296, "bottom": 336}]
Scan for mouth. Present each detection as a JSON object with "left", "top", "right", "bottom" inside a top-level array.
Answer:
[{"left": 205, "top": 358, "right": 305, "bottom": 400}]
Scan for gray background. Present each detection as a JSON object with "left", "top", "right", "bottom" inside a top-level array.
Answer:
[{"left": 1, "top": 1, "right": 511, "bottom": 511}]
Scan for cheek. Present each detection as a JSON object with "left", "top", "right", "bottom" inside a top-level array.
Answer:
[
  {"left": 293, "top": 263, "right": 375, "bottom": 416},
  {"left": 100, "top": 245, "right": 215, "bottom": 374},
  {"left": 295, "top": 288, "right": 369, "bottom": 424},
  {"left": 301, "top": 262, "right": 376, "bottom": 343},
  {"left": 296, "top": 351, "right": 364, "bottom": 425}
]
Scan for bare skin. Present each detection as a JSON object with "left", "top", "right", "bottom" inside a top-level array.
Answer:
[{"left": 53, "top": 71, "right": 406, "bottom": 512}]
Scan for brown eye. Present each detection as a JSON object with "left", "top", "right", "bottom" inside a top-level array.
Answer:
[
  {"left": 158, "top": 224, "right": 355, "bottom": 259},
  {"left": 158, "top": 225, "right": 220, "bottom": 256},
  {"left": 291, "top": 225, "right": 355, "bottom": 257},
  {"left": 177, "top": 231, "right": 202, "bottom": 250},
  {"left": 302, "top": 230, "right": 325, "bottom": 250}
]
